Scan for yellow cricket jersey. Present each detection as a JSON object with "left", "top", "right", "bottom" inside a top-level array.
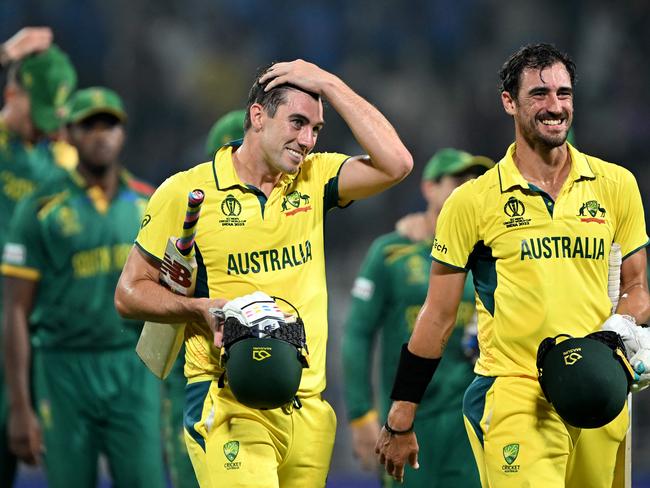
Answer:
[
  {"left": 432, "top": 143, "right": 649, "bottom": 378},
  {"left": 136, "top": 144, "right": 349, "bottom": 396}
]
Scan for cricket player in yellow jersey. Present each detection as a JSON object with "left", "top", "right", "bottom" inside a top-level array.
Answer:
[
  {"left": 115, "top": 59, "right": 413, "bottom": 487},
  {"left": 376, "top": 44, "right": 650, "bottom": 487}
]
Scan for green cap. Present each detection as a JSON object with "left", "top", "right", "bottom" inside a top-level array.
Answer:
[
  {"left": 65, "top": 87, "right": 127, "bottom": 124},
  {"left": 422, "top": 148, "right": 494, "bottom": 182},
  {"left": 19, "top": 45, "right": 77, "bottom": 133},
  {"left": 537, "top": 333, "right": 633, "bottom": 428},
  {"left": 205, "top": 109, "right": 246, "bottom": 157}
]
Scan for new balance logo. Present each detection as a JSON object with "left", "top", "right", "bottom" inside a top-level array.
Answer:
[{"left": 160, "top": 253, "right": 192, "bottom": 287}]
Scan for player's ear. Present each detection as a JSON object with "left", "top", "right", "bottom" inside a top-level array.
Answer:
[
  {"left": 501, "top": 90, "right": 518, "bottom": 116},
  {"left": 249, "top": 103, "right": 264, "bottom": 132}
]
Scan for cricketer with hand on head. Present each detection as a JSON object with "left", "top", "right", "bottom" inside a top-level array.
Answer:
[{"left": 115, "top": 59, "right": 412, "bottom": 487}]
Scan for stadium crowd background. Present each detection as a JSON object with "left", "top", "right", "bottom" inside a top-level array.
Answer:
[{"left": 2, "top": 0, "right": 650, "bottom": 486}]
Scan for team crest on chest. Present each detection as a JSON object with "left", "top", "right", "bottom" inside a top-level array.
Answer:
[
  {"left": 282, "top": 190, "right": 311, "bottom": 216},
  {"left": 502, "top": 196, "right": 531, "bottom": 228},
  {"left": 577, "top": 200, "right": 606, "bottom": 224},
  {"left": 219, "top": 194, "right": 247, "bottom": 227}
]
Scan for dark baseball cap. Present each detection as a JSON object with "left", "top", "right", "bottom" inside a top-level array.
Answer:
[
  {"left": 18, "top": 45, "right": 77, "bottom": 133},
  {"left": 205, "top": 109, "right": 246, "bottom": 157},
  {"left": 65, "top": 87, "right": 127, "bottom": 124},
  {"left": 422, "top": 148, "right": 494, "bottom": 182},
  {"left": 537, "top": 332, "right": 634, "bottom": 428}
]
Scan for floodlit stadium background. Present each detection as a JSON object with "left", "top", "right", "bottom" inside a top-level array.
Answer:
[{"left": 3, "top": 1, "right": 650, "bottom": 486}]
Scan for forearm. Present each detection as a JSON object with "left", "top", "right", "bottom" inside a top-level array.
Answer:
[
  {"left": 408, "top": 299, "right": 457, "bottom": 358},
  {"left": 616, "top": 284, "right": 650, "bottom": 325},
  {"left": 322, "top": 77, "right": 412, "bottom": 182},
  {"left": 3, "top": 310, "right": 32, "bottom": 411},
  {"left": 342, "top": 329, "right": 375, "bottom": 419},
  {"left": 115, "top": 276, "right": 206, "bottom": 323}
]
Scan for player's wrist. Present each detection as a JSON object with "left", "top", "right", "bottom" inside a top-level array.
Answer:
[
  {"left": 384, "top": 421, "right": 413, "bottom": 436},
  {"left": 390, "top": 343, "right": 440, "bottom": 403}
]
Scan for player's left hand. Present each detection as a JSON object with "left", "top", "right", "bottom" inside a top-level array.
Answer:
[
  {"left": 375, "top": 427, "right": 419, "bottom": 484},
  {"left": 258, "top": 59, "right": 336, "bottom": 96}
]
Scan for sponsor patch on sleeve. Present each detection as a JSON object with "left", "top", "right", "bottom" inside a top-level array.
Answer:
[
  {"left": 351, "top": 277, "right": 375, "bottom": 301},
  {"left": 2, "top": 243, "right": 26, "bottom": 266}
]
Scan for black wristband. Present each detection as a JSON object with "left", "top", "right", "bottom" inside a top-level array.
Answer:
[
  {"left": 384, "top": 421, "right": 413, "bottom": 435},
  {"left": 390, "top": 343, "right": 440, "bottom": 403}
]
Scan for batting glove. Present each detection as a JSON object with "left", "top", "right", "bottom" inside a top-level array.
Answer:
[
  {"left": 222, "top": 291, "right": 285, "bottom": 336},
  {"left": 630, "top": 346, "right": 650, "bottom": 392},
  {"left": 601, "top": 314, "right": 644, "bottom": 358}
]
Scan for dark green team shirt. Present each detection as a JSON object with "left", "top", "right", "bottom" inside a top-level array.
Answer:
[
  {"left": 2, "top": 169, "right": 153, "bottom": 350},
  {"left": 0, "top": 125, "right": 70, "bottom": 317},
  {"left": 342, "top": 232, "right": 476, "bottom": 421}
]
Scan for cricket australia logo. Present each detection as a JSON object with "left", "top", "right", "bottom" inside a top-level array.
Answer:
[
  {"left": 578, "top": 200, "right": 606, "bottom": 224},
  {"left": 219, "top": 194, "right": 246, "bottom": 227},
  {"left": 503, "top": 197, "right": 531, "bottom": 228},
  {"left": 223, "top": 440, "right": 241, "bottom": 470},
  {"left": 282, "top": 190, "right": 311, "bottom": 216},
  {"left": 502, "top": 443, "right": 520, "bottom": 473}
]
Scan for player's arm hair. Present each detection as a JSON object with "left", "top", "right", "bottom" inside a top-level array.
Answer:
[
  {"left": 2, "top": 276, "right": 37, "bottom": 411},
  {"left": 114, "top": 246, "right": 206, "bottom": 324},
  {"left": 616, "top": 248, "right": 650, "bottom": 324}
]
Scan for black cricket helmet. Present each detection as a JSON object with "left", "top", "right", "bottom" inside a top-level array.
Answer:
[
  {"left": 219, "top": 297, "right": 309, "bottom": 410},
  {"left": 537, "top": 331, "right": 635, "bottom": 428}
]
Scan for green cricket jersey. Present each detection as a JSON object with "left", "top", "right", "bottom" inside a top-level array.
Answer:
[
  {"left": 1, "top": 168, "right": 152, "bottom": 349},
  {"left": 0, "top": 125, "right": 72, "bottom": 312},
  {"left": 342, "top": 232, "right": 476, "bottom": 421}
]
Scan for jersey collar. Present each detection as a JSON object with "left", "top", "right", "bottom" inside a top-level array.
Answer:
[
  {"left": 212, "top": 142, "right": 299, "bottom": 192},
  {"left": 498, "top": 142, "right": 595, "bottom": 193}
]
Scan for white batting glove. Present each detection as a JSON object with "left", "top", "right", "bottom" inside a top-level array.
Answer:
[
  {"left": 601, "top": 314, "right": 644, "bottom": 358},
  {"left": 630, "top": 347, "right": 650, "bottom": 393},
  {"left": 222, "top": 291, "right": 285, "bottom": 336}
]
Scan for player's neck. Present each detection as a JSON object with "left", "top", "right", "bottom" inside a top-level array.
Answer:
[
  {"left": 232, "top": 141, "right": 283, "bottom": 196},
  {"left": 77, "top": 162, "right": 121, "bottom": 200},
  {"left": 514, "top": 139, "right": 570, "bottom": 199}
]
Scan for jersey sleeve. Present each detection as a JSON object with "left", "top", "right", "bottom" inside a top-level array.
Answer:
[
  {"left": 431, "top": 183, "right": 479, "bottom": 269},
  {"left": 1, "top": 196, "right": 47, "bottom": 281},
  {"left": 308, "top": 152, "right": 350, "bottom": 212},
  {"left": 135, "top": 174, "right": 189, "bottom": 261},
  {"left": 342, "top": 237, "right": 388, "bottom": 421},
  {"left": 613, "top": 168, "right": 649, "bottom": 258}
]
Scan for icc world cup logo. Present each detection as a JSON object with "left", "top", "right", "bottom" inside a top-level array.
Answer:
[
  {"left": 504, "top": 196, "right": 525, "bottom": 217},
  {"left": 221, "top": 194, "right": 242, "bottom": 217}
]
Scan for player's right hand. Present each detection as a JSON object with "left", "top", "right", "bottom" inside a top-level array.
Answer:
[
  {"left": 8, "top": 406, "right": 43, "bottom": 465},
  {"left": 350, "top": 415, "right": 381, "bottom": 471},
  {"left": 2, "top": 27, "right": 53, "bottom": 62},
  {"left": 196, "top": 297, "right": 227, "bottom": 346}
]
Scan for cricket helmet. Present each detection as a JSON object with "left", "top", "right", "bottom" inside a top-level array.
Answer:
[
  {"left": 220, "top": 298, "right": 309, "bottom": 410},
  {"left": 537, "top": 331, "right": 635, "bottom": 428}
]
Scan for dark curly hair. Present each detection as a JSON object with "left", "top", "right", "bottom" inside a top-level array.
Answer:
[
  {"left": 244, "top": 62, "right": 320, "bottom": 131},
  {"left": 499, "top": 43, "right": 576, "bottom": 99}
]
